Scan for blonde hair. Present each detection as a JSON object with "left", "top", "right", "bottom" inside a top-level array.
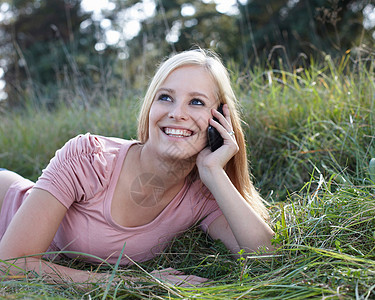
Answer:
[{"left": 137, "top": 49, "right": 269, "bottom": 221}]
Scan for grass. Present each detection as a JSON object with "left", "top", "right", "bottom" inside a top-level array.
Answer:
[{"left": 0, "top": 51, "right": 374, "bottom": 298}]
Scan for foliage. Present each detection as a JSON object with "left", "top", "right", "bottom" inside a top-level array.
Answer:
[
  {"left": 0, "top": 96, "right": 140, "bottom": 180},
  {"left": 1, "top": 171, "right": 375, "bottom": 298},
  {"left": 237, "top": 0, "right": 372, "bottom": 66},
  {"left": 1, "top": 0, "right": 374, "bottom": 107},
  {"left": 239, "top": 50, "right": 375, "bottom": 197},
  {"left": 0, "top": 0, "right": 116, "bottom": 107}
]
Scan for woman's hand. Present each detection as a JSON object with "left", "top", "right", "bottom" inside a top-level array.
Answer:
[
  {"left": 150, "top": 268, "right": 209, "bottom": 287},
  {"left": 196, "top": 104, "right": 238, "bottom": 183}
]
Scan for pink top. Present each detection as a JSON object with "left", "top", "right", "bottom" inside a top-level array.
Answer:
[{"left": 0, "top": 134, "right": 223, "bottom": 265}]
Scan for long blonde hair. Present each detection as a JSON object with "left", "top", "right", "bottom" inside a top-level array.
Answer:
[{"left": 137, "top": 49, "right": 269, "bottom": 221}]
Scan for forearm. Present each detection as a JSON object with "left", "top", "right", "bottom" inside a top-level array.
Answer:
[
  {"left": 1, "top": 258, "right": 208, "bottom": 288},
  {"left": 202, "top": 168, "right": 275, "bottom": 253},
  {"left": 1, "top": 257, "right": 109, "bottom": 284}
]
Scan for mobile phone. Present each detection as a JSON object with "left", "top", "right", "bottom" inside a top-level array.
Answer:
[{"left": 207, "top": 104, "right": 224, "bottom": 151}]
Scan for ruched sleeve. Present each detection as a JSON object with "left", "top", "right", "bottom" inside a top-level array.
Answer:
[{"left": 34, "top": 133, "right": 117, "bottom": 209}]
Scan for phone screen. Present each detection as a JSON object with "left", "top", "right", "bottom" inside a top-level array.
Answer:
[{"left": 207, "top": 104, "right": 224, "bottom": 151}]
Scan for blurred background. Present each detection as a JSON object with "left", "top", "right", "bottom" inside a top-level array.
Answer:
[{"left": 0, "top": 0, "right": 374, "bottom": 107}]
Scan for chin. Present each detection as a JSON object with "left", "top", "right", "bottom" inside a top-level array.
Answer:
[{"left": 161, "top": 140, "right": 205, "bottom": 161}]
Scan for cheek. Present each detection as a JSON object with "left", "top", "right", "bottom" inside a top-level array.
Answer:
[
  {"left": 193, "top": 114, "right": 211, "bottom": 143},
  {"left": 200, "top": 112, "right": 213, "bottom": 131},
  {"left": 149, "top": 104, "right": 163, "bottom": 124},
  {"left": 194, "top": 109, "right": 212, "bottom": 128}
]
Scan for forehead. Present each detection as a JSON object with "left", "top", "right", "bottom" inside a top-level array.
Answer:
[
  {"left": 161, "top": 65, "right": 218, "bottom": 93},
  {"left": 165, "top": 64, "right": 209, "bottom": 78}
]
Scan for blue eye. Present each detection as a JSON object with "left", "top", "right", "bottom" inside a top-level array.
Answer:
[
  {"left": 190, "top": 99, "right": 204, "bottom": 106},
  {"left": 158, "top": 94, "right": 172, "bottom": 102}
]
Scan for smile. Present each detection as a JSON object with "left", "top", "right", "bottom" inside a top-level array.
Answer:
[{"left": 163, "top": 127, "right": 193, "bottom": 137}]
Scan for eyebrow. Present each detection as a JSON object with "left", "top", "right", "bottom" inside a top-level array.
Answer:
[{"left": 157, "top": 87, "right": 210, "bottom": 99}]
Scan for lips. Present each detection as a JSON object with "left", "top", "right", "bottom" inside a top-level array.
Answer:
[{"left": 163, "top": 127, "right": 193, "bottom": 137}]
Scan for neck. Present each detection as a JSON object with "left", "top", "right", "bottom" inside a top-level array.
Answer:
[{"left": 136, "top": 144, "right": 197, "bottom": 190}]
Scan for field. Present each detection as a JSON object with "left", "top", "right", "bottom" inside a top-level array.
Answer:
[{"left": 0, "top": 52, "right": 374, "bottom": 299}]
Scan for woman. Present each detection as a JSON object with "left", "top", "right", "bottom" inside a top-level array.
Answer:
[{"left": 0, "top": 49, "right": 274, "bottom": 285}]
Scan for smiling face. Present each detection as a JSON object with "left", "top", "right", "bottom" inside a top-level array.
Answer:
[{"left": 147, "top": 65, "right": 219, "bottom": 160}]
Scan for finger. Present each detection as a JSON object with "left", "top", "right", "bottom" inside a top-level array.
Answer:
[
  {"left": 159, "top": 267, "right": 182, "bottom": 274},
  {"left": 214, "top": 104, "right": 232, "bottom": 127},
  {"left": 174, "top": 275, "right": 209, "bottom": 287},
  {"left": 211, "top": 105, "right": 233, "bottom": 133},
  {"left": 209, "top": 118, "right": 236, "bottom": 142},
  {"left": 162, "top": 270, "right": 183, "bottom": 276},
  {"left": 210, "top": 113, "right": 230, "bottom": 134},
  {"left": 188, "top": 276, "right": 209, "bottom": 283},
  {"left": 150, "top": 268, "right": 183, "bottom": 279},
  {"left": 222, "top": 104, "right": 233, "bottom": 126}
]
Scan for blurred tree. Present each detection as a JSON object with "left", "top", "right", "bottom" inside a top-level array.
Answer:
[
  {"left": 0, "top": 0, "right": 373, "bottom": 107},
  {"left": 236, "top": 0, "right": 372, "bottom": 68},
  {"left": 122, "top": 0, "right": 243, "bottom": 88},
  {"left": 123, "top": 0, "right": 373, "bottom": 76},
  {"left": 0, "top": 0, "right": 115, "bottom": 107}
]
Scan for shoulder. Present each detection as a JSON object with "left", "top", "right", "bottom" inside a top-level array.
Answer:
[
  {"left": 63, "top": 133, "right": 128, "bottom": 153},
  {"left": 34, "top": 134, "right": 136, "bottom": 204},
  {"left": 37, "top": 133, "right": 135, "bottom": 184},
  {"left": 60, "top": 133, "right": 130, "bottom": 156}
]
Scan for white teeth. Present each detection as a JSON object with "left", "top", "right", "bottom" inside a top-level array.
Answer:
[{"left": 164, "top": 128, "right": 192, "bottom": 137}]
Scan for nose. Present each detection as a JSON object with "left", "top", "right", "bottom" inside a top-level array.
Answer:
[{"left": 168, "top": 103, "right": 189, "bottom": 121}]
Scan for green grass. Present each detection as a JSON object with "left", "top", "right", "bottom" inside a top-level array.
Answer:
[
  {"left": 0, "top": 97, "right": 140, "bottom": 181},
  {"left": 0, "top": 52, "right": 374, "bottom": 299}
]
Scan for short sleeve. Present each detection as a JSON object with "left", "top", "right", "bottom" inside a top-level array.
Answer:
[
  {"left": 190, "top": 181, "right": 223, "bottom": 232},
  {"left": 34, "top": 133, "right": 115, "bottom": 209}
]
